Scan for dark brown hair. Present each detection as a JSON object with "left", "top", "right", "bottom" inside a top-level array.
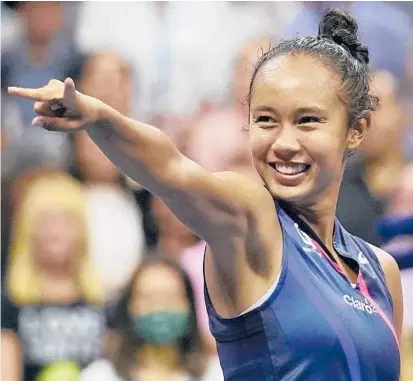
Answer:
[{"left": 248, "top": 8, "right": 379, "bottom": 127}]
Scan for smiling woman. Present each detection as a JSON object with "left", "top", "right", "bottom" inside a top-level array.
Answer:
[
  {"left": 7, "top": 8, "right": 403, "bottom": 381},
  {"left": 249, "top": 54, "right": 357, "bottom": 202}
]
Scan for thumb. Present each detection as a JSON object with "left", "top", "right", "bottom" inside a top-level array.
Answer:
[{"left": 63, "top": 77, "right": 78, "bottom": 104}]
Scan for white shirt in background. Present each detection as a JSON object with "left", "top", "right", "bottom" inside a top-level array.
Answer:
[{"left": 84, "top": 185, "right": 145, "bottom": 299}]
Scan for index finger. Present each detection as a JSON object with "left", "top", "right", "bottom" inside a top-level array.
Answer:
[{"left": 7, "top": 86, "right": 51, "bottom": 101}]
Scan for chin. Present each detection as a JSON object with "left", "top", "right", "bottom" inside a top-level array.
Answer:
[
  {"left": 263, "top": 169, "right": 320, "bottom": 207},
  {"left": 267, "top": 182, "right": 314, "bottom": 203}
]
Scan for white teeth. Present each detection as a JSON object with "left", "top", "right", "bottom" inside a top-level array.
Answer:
[{"left": 274, "top": 163, "right": 308, "bottom": 175}]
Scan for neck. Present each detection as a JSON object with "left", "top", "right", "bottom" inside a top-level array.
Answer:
[
  {"left": 299, "top": 204, "right": 337, "bottom": 253},
  {"left": 291, "top": 180, "right": 341, "bottom": 253},
  {"left": 36, "top": 264, "right": 80, "bottom": 303},
  {"left": 137, "top": 343, "right": 181, "bottom": 371},
  {"left": 27, "top": 41, "right": 50, "bottom": 66}
]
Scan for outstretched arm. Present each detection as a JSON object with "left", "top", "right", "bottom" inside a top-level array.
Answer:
[{"left": 8, "top": 79, "right": 274, "bottom": 246}]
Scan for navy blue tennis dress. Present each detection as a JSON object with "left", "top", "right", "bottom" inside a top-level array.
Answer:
[{"left": 204, "top": 201, "right": 400, "bottom": 381}]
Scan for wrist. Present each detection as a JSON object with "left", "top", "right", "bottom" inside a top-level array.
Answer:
[
  {"left": 78, "top": 92, "right": 107, "bottom": 123},
  {"left": 91, "top": 97, "right": 108, "bottom": 122}
]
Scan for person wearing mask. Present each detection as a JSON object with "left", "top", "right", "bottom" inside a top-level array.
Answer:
[{"left": 80, "top": 257, "right": 222, "bottom": 381}]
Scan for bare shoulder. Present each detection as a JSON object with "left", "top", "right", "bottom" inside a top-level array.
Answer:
[
  {"left": 213, "top": 170, "right": 279, "bottom": 230},
  {"left": 213, "top": 170, "right": 281, "bottom": 260},
  {"left": 368, "top": 243, "right": 403, "bottom": 338},
  {"left": 368, "top": 243, "right": 401, "bottom": 280}
]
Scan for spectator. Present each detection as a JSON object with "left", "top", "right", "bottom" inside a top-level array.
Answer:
[
  {"left": 337, "top": 70, "right": 406, "bottom": 246},
  {"left": 185, "top": 37, "right": 271, "bottom": 174},
  {"left": 1, "top": 171, "right": 105, "bottom": 381},
  {"left": 72, "top": 52, "right": 146, "bottom": 300},
  {"left": 378, "top": 163, "right": 413, "bottom": 331},
  {"left": 1, "top": 1, "right": 87, "bottom": 176},
  {"left": 76, "top": 51, "right": 133, "bottom": 117},
  {"left": 80, "top": 257, "right": 222, "bottom": 381},
  {"left": 1, "top": 1, "right": 83, "bottom": 125}
]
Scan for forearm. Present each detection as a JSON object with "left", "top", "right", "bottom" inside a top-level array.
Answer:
[{"left": 86, "top": 104, "right": 184, "bottom": 195}]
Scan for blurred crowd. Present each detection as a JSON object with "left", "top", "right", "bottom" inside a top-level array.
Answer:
[{"left": 1, "top": 2, "right": 413, "bottom": 380}]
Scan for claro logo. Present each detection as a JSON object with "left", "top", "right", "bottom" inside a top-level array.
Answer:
[{"left": 343, "top": 295, "right": 378, "bottom": 315}]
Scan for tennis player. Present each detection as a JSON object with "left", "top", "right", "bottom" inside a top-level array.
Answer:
[{"left": 9, "top": 8, "right": 402, "bottom": 381}]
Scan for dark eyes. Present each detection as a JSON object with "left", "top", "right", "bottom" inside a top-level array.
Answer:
[
  {"left": 254, "top": 116, "right": 321, "bottom": 124},
  {"left": 299, "top": 116, "right": 321, "bottom": 124},
  {"left": 255, "top": 116, "right": 276, "bottom": 123}
]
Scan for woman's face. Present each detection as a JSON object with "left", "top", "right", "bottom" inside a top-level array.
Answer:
[
  {"left": 249, "top": 54, "right": 368, "bottom": 207},
  {"left": 129, "top": 265, "right": 190, "bottom": 317},
  {"left": 80, "top": 53, "right": 132, "bottom": 115},
  {"left": 31, "top": 209, "right": 82, "bottom": 268}
]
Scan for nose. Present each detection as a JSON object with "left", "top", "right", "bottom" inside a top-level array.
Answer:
[{"left": 271, "top": 126, "right": 301, "bottom": 161}]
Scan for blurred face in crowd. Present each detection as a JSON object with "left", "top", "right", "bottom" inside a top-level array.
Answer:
[
  {"left": 130, "top": 264, "right": 189, "bottom": 316},
  {"left": 128, "top": 264, "right": 191, "bottom": 346},
  {"left": 31, "top": 209, "right": 83, "bottom": 269},
  {"left": 360, "top": 71, "right": 404, "bottom": 160},
  {"left": 19, "top": 1, "right": 63, "bottom": 44},
  {"left": 249, "top": 54, "right": 367, "bottom": 205},
  {"left": 80, "top": 52, "right": 133, "bottom": 116},
  {"left": 75, "top": 131, "right": 120, "bottom": 184}
]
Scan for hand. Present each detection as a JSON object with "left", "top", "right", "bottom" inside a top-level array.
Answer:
[{"left": 7, "top": 78, "right": 103, "bottom": 132}]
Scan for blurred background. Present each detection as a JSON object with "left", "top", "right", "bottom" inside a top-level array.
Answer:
[{"left": 1, "top": 1, "right": 413, "bottom": 380}]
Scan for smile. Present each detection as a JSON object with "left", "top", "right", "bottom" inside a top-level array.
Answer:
[{"left": 269, "top": 162, "right": 311, "bottom": 176}]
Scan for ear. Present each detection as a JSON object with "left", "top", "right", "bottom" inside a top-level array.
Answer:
[{"left": 346, "top": 114, "right": 371, "bottom": 151}]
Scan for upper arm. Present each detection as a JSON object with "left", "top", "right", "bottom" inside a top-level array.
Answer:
[
  {"left": 158, "top": 158, "right": 276, "bottom": 246},
  {"left": 370, "top": 244, "right": 404, "bottom": 341},
  {"left": 1, "top": 330, "right": 22, "bottom": 381},
  {"left": 373, "top": 239, "right": 413, "bottom": 381}
]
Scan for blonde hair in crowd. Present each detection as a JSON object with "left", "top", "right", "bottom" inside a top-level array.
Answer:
[{"left": 7, "top": 171, "right": 103, "bottom": 305}]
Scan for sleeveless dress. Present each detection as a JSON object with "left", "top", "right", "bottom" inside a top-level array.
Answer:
[{"left": 204, "top": 202, "right": 400, "bottom": 381}]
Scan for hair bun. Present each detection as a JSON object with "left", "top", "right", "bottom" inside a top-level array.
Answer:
[{"left": 317, "top": 8, "right": 369, "bottom": 65}]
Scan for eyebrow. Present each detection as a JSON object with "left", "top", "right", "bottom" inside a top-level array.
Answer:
[
  {"left": 295, "top": 106, "right": 327, "bottom": 114},
  {"left": 251, "top": 105, "right": 327, "bottom": 115},
  {"left": 251, "top": 105, "right": 277, "bottom": 113}
]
